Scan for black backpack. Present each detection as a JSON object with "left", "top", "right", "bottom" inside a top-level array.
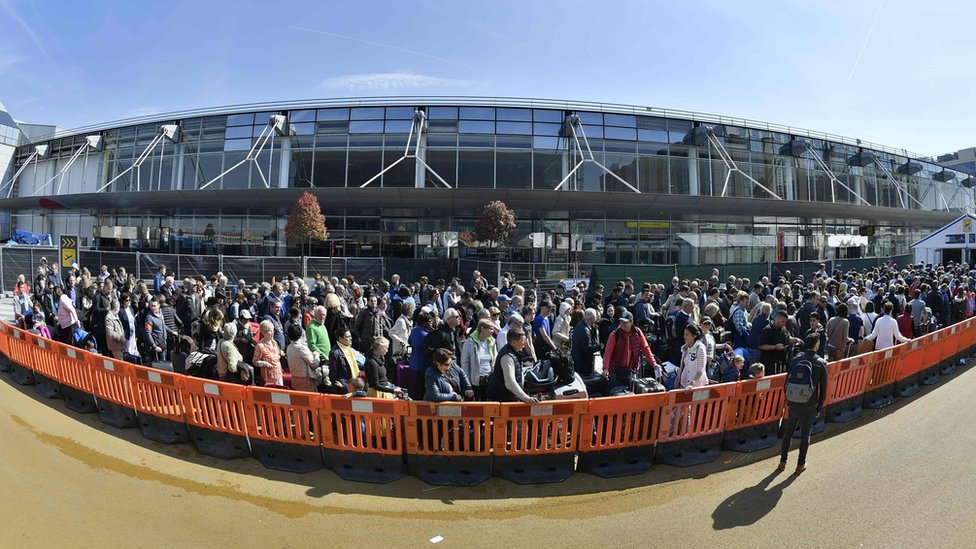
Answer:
[
  {"left": 665, "top": 313, "right": 680, "bottom": 340},
  {"left": 785, "top": 356, "right": 815, "bottom": 404}
]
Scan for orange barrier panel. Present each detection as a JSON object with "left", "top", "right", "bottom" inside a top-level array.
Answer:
[
  {"left": 244, "top": 386, "right": 323, "bottom": 473},
  {"left": 131, "top": 364, "right": 189, "bottom": 444},
  {"left": 7, "top": 327, "right": 36, "bottom": 385},
  {"left": 724, "top": 374, "right": 787, "bottom": 452},
  {"left": 0, "top": 322, "right": 12, "bottom": 372},
  {"left": 895, "top": 338, "right": 925, "bottom": 397},
  {"left": 53, "top": 341, "right": 97, "bottom": 414},
  {"left": 30, "top": 335, "right": 62, "bottom": 399},
  {"left": 656, "top": 383, "right": 735, "bottom": 467},
  {"left": 576, "top": 392, "right": 667, "bottom": 478},
  {"left": 492, "top": 400, "right": 586, "bottom": 484},
  {"left": 919, "top": 330, "right": 944, "bottom": 385},
  {"left": 320, "top": 396, "right": 408, "bottom": 483},
  {"left": 942, "top": 323, "right": 965, "bottom": 374},
  {"left": 181, "top": 377, "right": 250, "bottom": 459},
  {"left": 89, "top": 355, "right": 137, "bottom": 428},
  {"left": 961, "top": 318, "right": 976, "bottom": 351},
  {"left": 404, "top": 401, "right": 498, "bottom": 486},
  {"left": 863, "top": 344, "right": 905, "bottom": 409},
  {"left": 824, "top": 355, "right": 869, "bottom": 422}
]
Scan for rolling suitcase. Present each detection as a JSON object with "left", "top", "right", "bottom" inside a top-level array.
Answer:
[
  {"left": 632, "top": 377, "right": 666, "bottom": 394},
  {"left": 583, "top": 373, "right": 610, "bottom": 397}
]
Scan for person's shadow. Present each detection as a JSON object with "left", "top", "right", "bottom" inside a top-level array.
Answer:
[{"left": 711, "top": 470, "right": 798, "bottom": 530}]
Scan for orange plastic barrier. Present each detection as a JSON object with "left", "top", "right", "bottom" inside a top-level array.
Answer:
[
  {"left": 895, "top": 338, "right": 926, "bottom": 397},
  {"left": 7, "top": 327, "right": 36, "bottom": 385},
  {"left": 320, "top": 395, "right": 408, "bottom": 483},
  {"left": 492, "top": 400, "right": 586, "bottom": 484},
  {"left": 576, "top": 392, "right": 667, "bottom": 478},
  {"left": 824, "top": 355, "right": 869, "bottom": 422},
  {"left": 131, "top": 364, "right": 189, "bottom": 444},
  {"left": 53, "top": 341, "right": 97, "bottom": 414},
  {"left": 404, "top": 401, "right": 498, "bottom": 486},
  {"left": 862, "top": 344, "right": 904, "bottom": 409},
  {"left": 656, "top": 384, "right": 735, "bottom": 467},
  {"left": 89, "top": 355, "right": 137, "bottom": 428},
  {"left": 942, "top": 323, "right": 965, "bottom": 374},
  {"left": 244, "top": 386, "right": 323, "bottom": 473},
  {"left": 919, "top": 330, "right": 944, "bottom": 385},
  {"left": 181, "top": 377, "right": 250, "bottom": 459},
  {"left": 30, "top": 335, "right": 63, "bottom": 399},
  {"left": 724, "top": 374, "right": 787, "bottom": 452},
  {"left": 961, "top": 318, "right": 976, "bottom": 351},
  {"left": 0, "top": 322, "right": 12, "bottom": 372}
]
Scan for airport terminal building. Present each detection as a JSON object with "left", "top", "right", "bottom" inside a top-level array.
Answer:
[{"left": 0, "top": 97, "right": 970, "bottom": 268}]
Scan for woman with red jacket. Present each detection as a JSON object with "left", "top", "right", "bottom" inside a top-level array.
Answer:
[{"left": 602, "top": 310, "right": 656, "bottom": 388}]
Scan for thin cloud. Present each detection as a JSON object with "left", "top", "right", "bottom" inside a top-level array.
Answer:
[
  {"left": 322, "top": 72, "right": 472, "bottom": 91},
  {"left": 0, "top": 0, "right": 52, "bottom": 62},
  {"left": 290, "top": 26, "right": 469, "bottom": 67}
]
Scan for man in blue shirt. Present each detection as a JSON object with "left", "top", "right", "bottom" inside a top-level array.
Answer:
[
  {"left": 532, "top": 301, "right": 556, "bottom": 359},
  {"left": 153, "top": 265, "right": 167, "bottom": 295}
]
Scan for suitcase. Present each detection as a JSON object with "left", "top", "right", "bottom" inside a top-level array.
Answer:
[
  {"left": 170, "top": 351, "right": 188, "bottom": 375},
  {"left": 583, "top": 373, "right": 610, "bottom": 397},
  {"left": 151, "top": 361, "right": 174, "bottom": 372},
  {"left": 632, "top": 377, "right": 666, "bottom": 394},
  {"left": 610, "top": 385, "right": 632, "bottom": 397}
]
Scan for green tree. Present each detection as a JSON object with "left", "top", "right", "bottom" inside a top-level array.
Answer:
[
  {"left": 285, "top": 192, "right": 328, "bottom": 255},
  {"left": 472, "top": 200, "right": 517, "bottom": 247}
]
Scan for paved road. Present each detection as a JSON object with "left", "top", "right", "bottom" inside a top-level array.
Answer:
[{"left": 1, "top": 345, "right": 974, "bottom": 547}]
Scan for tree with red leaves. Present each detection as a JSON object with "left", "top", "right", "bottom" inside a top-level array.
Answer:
[
  {"left": 285, "top": 192, "right": 328, "bottom": 255},
  {"left": 472, "top": 200, "right": 517, "bottom": 247}
]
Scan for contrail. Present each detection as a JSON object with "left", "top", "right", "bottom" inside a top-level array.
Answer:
[
  {"left": 847, "top": 0, "right": 885, "bottom": 83},
  {"left": 290, "top": 26, "right": 469, "bottom": 68}
]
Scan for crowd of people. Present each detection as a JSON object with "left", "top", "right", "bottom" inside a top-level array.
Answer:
[{"left": 8, "top": 257, "right": 974, "bottom": 405}]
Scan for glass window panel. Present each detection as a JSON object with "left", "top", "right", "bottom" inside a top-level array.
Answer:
[
  {"left": 459, "top": 107, "right": 495, "bottom": 120},
  {"left": 382, "top": 155, "right": 415, "bottom": 187},
  {"left": 638, "top": 129, "right": 669, "bottom": 142},
  {"left": 348, "top": 134, "right": 384, "bottom": 147},
  {"left": 313, "top": 149, "right": 346, "bottom": 187},
  {"left": 429, "top": 120, "right": 458, "bottom": 133},
  {"left": 458, "top": 134, "right": 494, "bottom": 147},
  {"left": 667, "top": 119, "right": 693, "bottom": 132},
  {"left": 496, "top": 150, "right": 532, "bottom": 189},
  {"left": 195, "top": 153, "right": 223, "bottom": 189},
  {"left": 496, "top": 121, "right": 531, "bottom": 135},
  {"left": 533, "top": 149, "right": 564, "bottom": 189},
  {"left": 384, "top": 120, "right": 413, "bottom": 133},
  {"left": 317, "top": 108, "right": 350, "bottom": 121},
  {"left": 290, "top": 150, "right": 314, "bottom": 188},
  {"left": 604, "top": 150, "right": 638, "bottom": 192},
  {"left": 221, "top": 152, "right": 249, "bottom": 189},
  {"left": 576, "top": 112, "right": 603, "bottom": 125},
  {"left": 223, "top": 138, "right": 252, "bottom": 151},
  {"left": 386, "top": 107, "right": 415, "bottom": 119},
  {"left": 496, "top": 108, "right": 532, "bottom": 121},
  {"left": 198, "top": 140, "right": 224, "bottom": 153},
  {"left": 316, "top": 121, "right": 349, "bottom": 134},
  {"left": 252, "top": 150, "right": 281, "bottom": 188},
  {"left": 604, "top": 114, "right": 636, "bottom": 127},
  {"left": 496, "top": 135, "right": 532, "bottom": 149},
  {"left": 427, "top": 134, "right": 457, "bottom": 148},
  {"left": 226, "top": 113, "right": 254, "bottom": 126},
  {"left": 604, "top": 126, "right": 637, "bottom": 140},
  {"left": 581, "top": 125, "right": 603, "bottom": 138},
  {"left": 182, "top": 156, "right": 198, "bottom": 190},
  {"left": 384, "top": 133, "right": 409, "bottom": 148},
  {"left": 289, "top": 110, "right": 316, "bottom": 123},
  {"left": 201, "top": 127, "right": 226, "bottom": 140},
  {"left": 350, "top": 107, "right": 385, "bottom": 120},
  {"left": 427, "top": 107, "right": 458, "bottom": 120},
  {"left": 458, "top": 120, "right": 495, "bottom": 134},
  {"left": 347, "top": 149, "right": 383, "bottom": 186},
  {"left": 252, "top": 112, "right": 279, "bottom": 125},
  {"left": 349, "top": 120, "right": 384, "bottom": 133},
  {"left": 201, "top": 116, "right": 226, "bottom": 129},
  {"left": 457, "top": 149, "right": 494, "bottom": 188},
  {"left": 426, "top": 149, "right": 456, "bottom": 187},
  {"left": 534, "top": 109, "right": 564, "bottom": 123},
  {"left": 638, "top": 153, "right": 669, "bottom": 193},
  {"left": 604, "top": 139, "right": 636, "bottom": 153},
  {"left": 315, "top": 135, "right": 347, "bottom": 148},
  {"left": 533, "top": 122, "right": 562, "bottom": 137},
  {"left": 291, "top": 122, "right": 314, "bottom": 135},
  {"left": 533, "top": 136, "right": 561, "bottom": 149}
]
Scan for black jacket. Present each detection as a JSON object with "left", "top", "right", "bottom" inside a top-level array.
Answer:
[
  {"left": 787, "top": 351, "right": 828, "bottom": 410},
  {"left": 364, "top": 354, "right": 396, "bottom": 393},
  {"left": 423, "top": 324, "right": 459, "bottom": 362},
  {"left": 570, "top": 320, "right": 602, "bottom": 375}
]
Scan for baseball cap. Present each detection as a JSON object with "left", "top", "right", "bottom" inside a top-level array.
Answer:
[
  {"left": 239, "top": 309, "right": 252, "bottom": 320},
  {"left": 618, "top": 311, "right": 634, "bottom": 323},
  {"left": 498, "top": 294, "right": 511, "bottom": 302}
]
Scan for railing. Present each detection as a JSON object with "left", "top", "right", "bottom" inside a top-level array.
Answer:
[{"left": 1, "top": 316, "right": 972, "bottom": 485}]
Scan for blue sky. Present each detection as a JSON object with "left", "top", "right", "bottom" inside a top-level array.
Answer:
[{"left": 0, "top": 0, "right": 972, "bottom": 156}]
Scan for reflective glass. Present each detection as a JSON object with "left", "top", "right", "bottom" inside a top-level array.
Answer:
[
  {"left": 429, "top": 120, "right": 458, "bottom": 133},
  {"left": 223, "top": 138, "right": 252, "bottom": 151},
  {"left": 350, "top": 107, "right": 385, "bottom": 120},
  {"left": 426, "top": 149, "right": 456, "bottom": 187},
  {"left": 289, "top": 110, "right": 316, "bottom": 123},
  {"left": 458, "top": 120, "right": 495, "bottom": 134},
  {"left": 496, "top": 135, "right": 532, "bottom": 149},
  {"left": 221, "top": 152, "right": 249, "bottom": 189},
  {"left": 458, "top": 134, "right": 494, "bottom": 147},
  {"left": 290, "top": 150, "right": 314, "bottom": 188},
  {"left": 348, "top": 134, "right": 384, "bottom": 147},
  {"left": 496, "top": 121, "right": 532, "bottom": 135},
  {"left": 496, "top": 108, "right": 532, "bottom": 121},
  {"left": 638, "top": 129, "right": 669, "bottom": 142},
  {"left": 534, "top": 149, "right": 564, "bottom": 189},
  {"left": 427, "top": 134, "right": 457, "bottom": 148},
  {"left": 316, "top": 108, "right": 350, "bottom": 121},
  {"left": 604, "top": 114, "right": 636, "bottom": 127},
  {"left": 427, "top": 107, "right": 458, "bottom": 119},
  {"left": 533, "top": 136, "right": 561, "bottom": 149},
  {"left": 459, "top": 107, "right": 495, "bottom": 120},
  {"left": 349, "top": 120, "right": 385, "bottom": 133},
  {"left": 576, "top": 112, "right": 603, "bottom": 125},
  {"left": 316, "top": 121, "right": 349, "bottom": 134},
  {"left": 604, "top": 126, "right": 637, "bottom": 141},
  {"left": 226, "top": 113, "right": 254, "bottom": 126},
  {"left": 533, "top": 109, "right": 563, "bottom": 123},
  {"left": 533, "top": 122, "right": 562, "bottom": 137},
  {"left": 496, "top": 150, "right": 532, "bottom": 189},
  {"left": 347, "top": 150, "right": 383, "bottom": 186},
  {"left": 382, "top": 155, "right": 415, "bottom": 187},
  {"left": 458, "top": 150, "right": 495, "bottom": 188},
  {"left": 195, "top": 153, "right": 223, "bottom": 189},
  {"left": 384, "top": 120, "right": 413, "bottom": 133},
  {"left": 291, "top": 122, "right": 314, "bottom": 136},
  {"left": 315, "top": 135, "right": 347, "bottom": 148},
  {"left": 313, "top": 149, "right": 346, "bottom": 187},
  {"left": 580, "top": 125, "right": 603, "bottom": 139}
]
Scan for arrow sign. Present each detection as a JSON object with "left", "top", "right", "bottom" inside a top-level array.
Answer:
[{"left": 60, "top": 234, "right": 79, "bottom": 269}]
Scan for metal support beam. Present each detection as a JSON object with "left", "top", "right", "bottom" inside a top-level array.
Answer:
[
  {"left": 31, "top": 137, "right": 100, "bottom": 196},
  {"left": 359, "top": 109, "right": 452, "bottom": 188},
  {"left": 198, "top": 117, "right": 285, "bottom": 190},
  {"left": 871, "top": 157, "right": 927, "bottom": 210},
  {"left": 553, "top": 114, "right": 641, "bottom": 194},
  {"left": 0, "top": 144, "right": 47, "bottom": 198},
  {"left": 704, "top": 130, "right": 782, "bottom": 199},
  {"left": 804, "top": 148, "right": 871, "bottom": 206}
]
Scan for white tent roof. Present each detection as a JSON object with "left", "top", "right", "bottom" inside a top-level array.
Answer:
[{"left": 911, "top": 214, "right": 976, "bottom": 248}]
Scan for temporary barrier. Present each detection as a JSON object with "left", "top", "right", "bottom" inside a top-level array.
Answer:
[
  {"left": 492, "top": 401, "right": 586, "bottom": 484},
  {"left": 724, "top": 374, "right": 786, "bottom": 452},
  {"left": 182, "top": 377, "right": 250, "bottom": 459},
  {"left": 8, "top": 328, "right": 36, "bottom": 386},
  {"left": 131, "top": 364, "right": 190, "bottom": 444},
  {"left": 962, "top": 318, "right": 976, "bottom": 355},
  {"left": 405, "top": 401, "right": 497, "bottom": 486},
  {"left": 919, "top": 330, "right": 943, "bottom": 386},
  {"left": 895, "top": 338, "right": 925, "bottom": 398},
  {"left": 54, "top": 342, "right": 98, "bottom": 414},
  {"left": 89, "top": 356, "right": 138, "bottom": 428},
  {"left": 941, "top": 324, "right": 964, "bottom": 375},
  {"left": 0, "top": 323, "right": 11, "bottom": 372},
  {"left": 824, "top": 356, "right": 869, "bottom": 423},
  {"left": 30, "top": 335, "right": 62, "bottom": 399},
  {"left": 244, "top": 386, "right": 323, "bottom": 473},
  {"left": 320, "top": 396, "right": 408, "bottom": 484},
  {"left": 577, "top": 393, "right": 666, "bottom": 478},
  {"left": 862, "top": 345, "right": 904, "bottom": 409},
  {"left": 656, "top": 384, "right": 734, "bottom": 467}
]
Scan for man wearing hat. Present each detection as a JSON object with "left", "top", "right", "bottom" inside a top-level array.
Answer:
[
  {"left": 571, "top": 308, "right": 603, "bottom": 376},
  {"left": 603, "top": 310, "right": 657, "bottom": 388}
]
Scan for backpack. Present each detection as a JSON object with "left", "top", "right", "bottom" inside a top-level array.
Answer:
[
  {"left": 785, "top": 356, "right": 815, "bottom": 404},
  {"left": 665, "top": 313, "right": 680, "bottom": 340}
]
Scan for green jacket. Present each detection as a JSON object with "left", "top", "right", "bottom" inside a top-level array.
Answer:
[{"left": 306, "top": 319, "right": 331, "bottom": 357}]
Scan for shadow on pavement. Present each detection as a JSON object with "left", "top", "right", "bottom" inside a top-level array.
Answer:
[{"left": 711, "top": 470, "right": 798, "bottom": 530}]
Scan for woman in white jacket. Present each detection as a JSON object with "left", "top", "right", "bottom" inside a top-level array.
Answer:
[
  {"left": 552, "top": 301, "right": 573, "bottom": 351},
  {"left": 679, "top": 323, "right": 709, "bottom": 389},
  {"left": 389, "top": 301, "right": 414, "bottom": 363},
  {"left": 460, "top": 319, "right": 497, "bottom": 401}
]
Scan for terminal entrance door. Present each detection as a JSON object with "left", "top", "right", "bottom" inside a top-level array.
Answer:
[{"left": 942, "top": 248, "right": 962, "bottom": 265}]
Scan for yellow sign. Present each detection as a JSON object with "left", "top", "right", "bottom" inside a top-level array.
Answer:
[
  {"left": 625, "top": 221, "right": 671, "bottom": 229},
  {"left": 60, "top": 235, "right": 78, "bottom": 269},
  {"left": 964, "top": 218, "right": 972, "bottom": 233}
]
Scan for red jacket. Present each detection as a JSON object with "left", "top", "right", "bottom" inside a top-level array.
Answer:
[
  {"left": 603, "top": 327, "right": 655, "bottom": 374},
  {"left": 897, "top": 313, "right": 913, "bottom": 339}
]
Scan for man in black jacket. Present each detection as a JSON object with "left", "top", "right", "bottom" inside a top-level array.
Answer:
[
  {"left": 91, "top": 279, "right": 114, "bottom": 357},
  {"left": 571, "top": 308, "right": 603, "bottom": 376},
  {"left": 779, "top": 333, "right": 828, "bottom": 475},
  {"left": 423, "top": 307, "right": 460, "bottom": 369}
]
